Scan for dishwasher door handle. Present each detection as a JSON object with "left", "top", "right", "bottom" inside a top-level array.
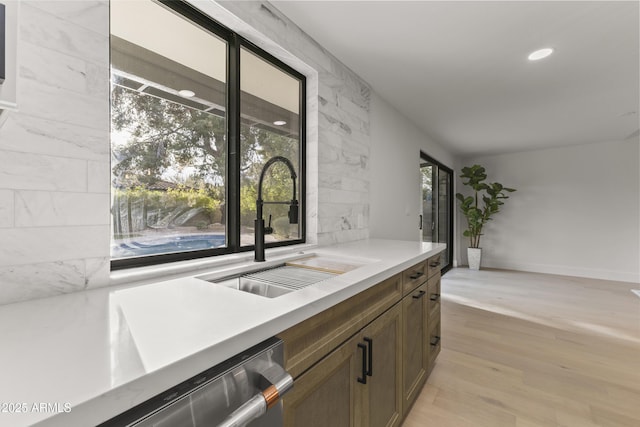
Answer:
[{"left": 217, "top": 366, "right": 293, "bottom": 427}]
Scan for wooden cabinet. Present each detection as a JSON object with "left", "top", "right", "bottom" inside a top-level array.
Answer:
[
  {"left": 279, "top": 273, "right": 402, "bottom": 378},
  {"left": 401, "top": 282, "right": 429, "bottom": 411},
  {"left": 279, "top": 251, "right": 443, "bottom": 426},
  {"left": 283, "top": 333, "right": 360, "bottom": 427},
  {"left": 427, "top": 273, "right": 441, "bottom": 327},
  {"left": 361, "top": 304, "right": 403, "bottom": 427},
  {"left": 283, "top": 304, "right": 402, "bottom": 427},
  {"left": 426, "top": 267, "right": 442, "bottom": 376},
  {"left": 428, "top": 319, "right": 441, "bottom": 375},
  {"left": 401, "top": 255, "right": 442, "bottom": 416}
]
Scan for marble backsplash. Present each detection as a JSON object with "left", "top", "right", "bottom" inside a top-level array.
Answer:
[
  {"left": 0, "top": 1, "right": 111, "bottom": 305},
  {"left": 0, "top": 0, "right": 372, "bottom": 305},
  {"left": 217, "top": 0, "right": 372, "bottom": 246}
]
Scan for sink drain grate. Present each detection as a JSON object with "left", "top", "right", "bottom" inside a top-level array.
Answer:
[{"left": 244, "top": 266, "right": 337, "bottom": 290}]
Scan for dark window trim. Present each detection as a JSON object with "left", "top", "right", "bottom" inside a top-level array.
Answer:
[
  {"left": 228, "top": 33, "right": 241, "bottom": 253},
  {"left": 420, "top": 152, "right": 453, "bottom": 275},
  {"left": 238, "top": 39, "right": 307, "bottom": 251},
  {"left": 111, "top": 0, "right": 306, "bottom": 270}
]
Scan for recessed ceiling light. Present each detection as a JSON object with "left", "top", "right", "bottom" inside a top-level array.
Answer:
[
  {"left": 528, "top": 48, "right": 554, "bottom": 61},
  {"left": 273, "top": 120, "right": 287, "bottom": 126},
  {"left": 178, "top": 89, "right": 195, "bottom": 98}
]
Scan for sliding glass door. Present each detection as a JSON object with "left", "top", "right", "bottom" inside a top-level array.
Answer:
[{"left": 420, "top": 153, "right": 453, "bottom": 273}]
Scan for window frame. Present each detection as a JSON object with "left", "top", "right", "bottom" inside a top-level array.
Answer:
[
  {"left": 110, "top": 0, "right": 306, "bottom": 270},
  {"left": 419, "top": 151, "right": 453, "bottom": 275}
]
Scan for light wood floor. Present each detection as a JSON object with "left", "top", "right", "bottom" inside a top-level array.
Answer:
[{"left": 402, "top": 268, "right": 640, "bottom": 427}]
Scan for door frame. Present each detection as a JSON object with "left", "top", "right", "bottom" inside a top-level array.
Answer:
[{"left": 420, "top": 152, "right": 453, "bottom": 274}]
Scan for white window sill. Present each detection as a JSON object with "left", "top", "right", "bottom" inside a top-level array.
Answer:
[{"left": 109, "top": 243, "right": 318, "bottom": 287}]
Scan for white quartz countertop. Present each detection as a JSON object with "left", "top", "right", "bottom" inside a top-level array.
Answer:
[{"left": 0, "top": 239, "right": 445, "bottom": 427}]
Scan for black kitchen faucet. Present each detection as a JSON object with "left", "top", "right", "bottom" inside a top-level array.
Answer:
[{"left": 254, "top": 156, "right": 299, "bottom": 262}]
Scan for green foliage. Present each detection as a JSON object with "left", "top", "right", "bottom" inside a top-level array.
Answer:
[
  {"left": 113, "top": 187, "right": 222, "bottom": 233},
  {"left": 421, "top": 164, "right": 433, "bottom": 203},
  {"left": 238, "top": 123, "right": 299, "bottom": 227},
  {"left": 455, "top": 165, "right": 516, "bottom": 248},
  {"left": 273, "top": 216, "right": 291, "bottom": 238},
  {"left": 111, "top": 86, "right": 228, "bottom": 188},
  {"left": 112, "top": 87, "right": 300, "bottom": 233},
  {"left": 165, "top": 187, "right": 220, "bottom": 213}
]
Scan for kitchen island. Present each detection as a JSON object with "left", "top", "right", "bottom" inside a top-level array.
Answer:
[{"left": 0, "top": 239, "right": 445, "bottom": 427}]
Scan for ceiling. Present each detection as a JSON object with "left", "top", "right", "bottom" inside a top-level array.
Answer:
[{"left": 271, "top": 1, "right": 640, "bottom": 156}]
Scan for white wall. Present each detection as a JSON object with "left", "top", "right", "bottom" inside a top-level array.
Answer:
[
  {"left": 457, "top": 139, "right": 640, "bottom": 283},
  {"left": 369, "top": 92, "right": 455, "bottom": 242}
]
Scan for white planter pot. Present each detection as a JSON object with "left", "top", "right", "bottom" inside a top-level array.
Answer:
[{"left": 467, "top": 248, "right": 482, "bottom": 270}]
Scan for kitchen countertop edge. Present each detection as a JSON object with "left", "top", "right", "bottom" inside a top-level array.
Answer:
[{"left": 1, "top": 239, "right": 445, "bottom": 427}]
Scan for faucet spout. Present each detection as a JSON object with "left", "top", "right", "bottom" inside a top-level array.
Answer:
[
  {"left": 257, "top": 156, "right": 297, "bottom": 203},
  {"left": 255, "top": 156, "right": 299, "bottom": 262}
]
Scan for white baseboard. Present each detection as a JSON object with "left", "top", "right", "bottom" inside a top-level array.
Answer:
[{"left": 480, "top": 259, "right": 640, "bottom": 284}]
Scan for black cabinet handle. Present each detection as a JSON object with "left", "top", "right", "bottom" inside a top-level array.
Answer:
[
  {"left": 430, "top": 336, "right": 441, "bottom": 346},
  {"left": 430, "top": 261, "right": 441, "bottom": 268},
  {"left": 364, "top": 337, "right": 373, "bottom": 377},
  {"left": 357, "top": 343, "right": 367, "bottom": 384},
  {"left": 409, "top": 271, "right": 424, "bottom": 280},
  {"left": 430, "top": 293, "right": 440, "bottom": 301},
  {"left": 412, "top": 290, "right": 426, "bottom": 299}
]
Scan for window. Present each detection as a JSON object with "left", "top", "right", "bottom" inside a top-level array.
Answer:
[
  {"left": 110, "top": 0, "right": 305, "bottom": 269},
  {"left": 239, "top": 47, "right": 303, "bottom": 246}
]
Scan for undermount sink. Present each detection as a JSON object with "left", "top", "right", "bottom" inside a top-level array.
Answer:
[
  {"left": 213, "top": 276, "right": 294, "bottom": 298},
  {"left": 206, "top": 264, "right": 339, "bottom": 298}
]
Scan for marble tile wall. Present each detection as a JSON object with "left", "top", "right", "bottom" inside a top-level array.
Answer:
[
  {"left": 217, "top": 1, "right": 372, "bottom": 246},
  {"left": 0, "top": 0, "right": 372, "bottom": 305},
  {"left": 0, "top": 1, "right": 111, "bottom": 305}
]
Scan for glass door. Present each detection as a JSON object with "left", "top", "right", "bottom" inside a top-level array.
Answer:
[
  {"left": 421, "top": 162, "right": 435, "bottom": 243},
  {"left": 420, "top": 153, "right": 453, "bottom": 273}
]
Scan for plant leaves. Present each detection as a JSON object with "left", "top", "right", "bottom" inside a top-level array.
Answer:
[{"left": 457, "top": 164, "right": 516, "bottom": 243}]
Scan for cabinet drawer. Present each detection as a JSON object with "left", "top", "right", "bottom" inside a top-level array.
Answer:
[
  {"left": 402, "top": 260, "right": 428, "bottom": 295},
  {"left": 278, "top": 273, "right": 403, "bottom": 378},
  {"left": 427, "top": 253, "right": 442, "bottom": 279},
  {"left": 427, "top": 275, "right": 441, "bottom": 323}
]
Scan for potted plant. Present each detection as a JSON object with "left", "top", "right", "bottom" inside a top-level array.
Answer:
[{"left": 456, "top": 165, "right": 516, "bottom": 270}]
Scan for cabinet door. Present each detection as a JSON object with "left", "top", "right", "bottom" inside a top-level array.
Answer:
[
  {"left": 427, "top": 274, "right": 441, "bottom": 326},
  {"left": 283, "top": 334, "right": 360, "bottom": 427},
  {"left": 401, "top": 282, "right": 429, "bottom": 413},
  {"left": 360, "top": 303, "right": 403, "bottom": 427},
  {"left": 428, "top": 319, "right": 441, "bottom": 375}
]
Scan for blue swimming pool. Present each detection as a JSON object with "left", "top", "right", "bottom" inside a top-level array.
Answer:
[{"left": 112, "top": 234, "right": 226, "bottom": 258}]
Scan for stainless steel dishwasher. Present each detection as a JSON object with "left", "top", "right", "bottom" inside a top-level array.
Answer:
[{"left": 100, "top": 337, "right": 292, "bottom": 427}]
